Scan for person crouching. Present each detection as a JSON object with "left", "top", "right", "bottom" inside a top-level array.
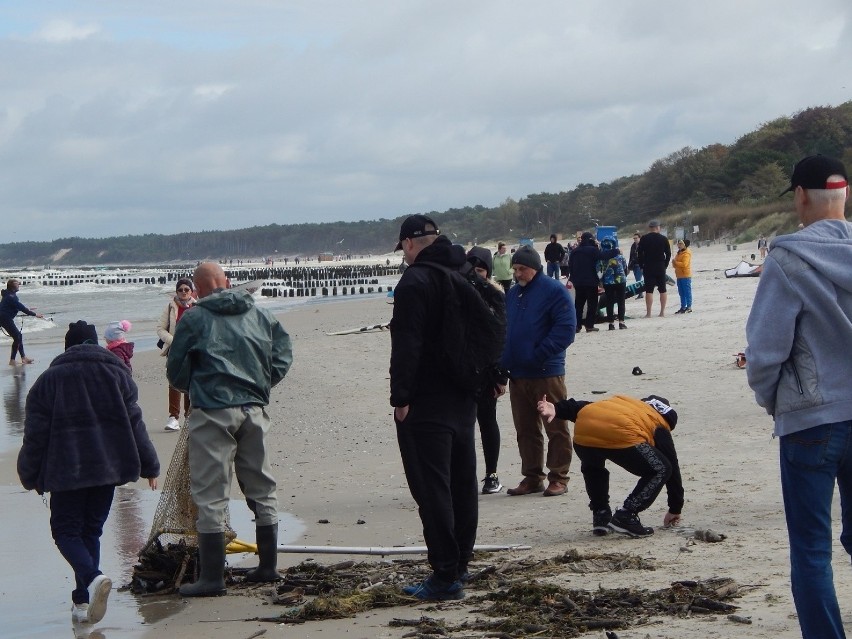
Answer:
[{"left": 537, "top": 393, "right": 683, "bottom": 537}]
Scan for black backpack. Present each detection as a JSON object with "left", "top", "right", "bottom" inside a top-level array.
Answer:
[{"left": 408, "top": 261, "right": 506, "bottom": 392}]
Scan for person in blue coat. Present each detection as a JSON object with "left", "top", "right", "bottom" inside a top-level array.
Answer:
[
  {"left": 500, "top": 245, "right": 576, "bottom": 497},
  {"left": 568, "top": 233, "right": 620, "bottom": 332}
]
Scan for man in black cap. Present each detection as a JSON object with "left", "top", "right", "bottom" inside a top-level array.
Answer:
[
  {"left": 390, "top": 214, "right": 478, "bottom": 601},
  {"left": 537, "top": 393, "right": 683, "bottom": 538},
  {"left": 501, "top": 245, "right": 576, "bottom": 498},
  {"left": 746, "top": 154, "right": 852, "bottom": 639},
  {"left": 637, "top": 220, "right": 671, "bottom": 317}
]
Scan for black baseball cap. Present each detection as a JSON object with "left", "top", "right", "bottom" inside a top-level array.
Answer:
[
  {"left": 394, "top": 214, "right": 440, "bottom": 251},
  {"left": 780, "top": 154, "right": 848, "bottom": 195}
]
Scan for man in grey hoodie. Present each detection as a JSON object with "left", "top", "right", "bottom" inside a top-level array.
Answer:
[{"left": 745, "top": 155, "right": 851, "bottom": 639}]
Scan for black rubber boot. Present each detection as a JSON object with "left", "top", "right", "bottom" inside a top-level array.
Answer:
[
  {"left": 180, "top": 532, "right": 227, "bottom": 597},
  {"left": 245, "top": 524, "right": 280, "bottom": 583}
]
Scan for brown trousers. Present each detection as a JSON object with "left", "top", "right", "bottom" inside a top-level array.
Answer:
[
  {"left": 168, "top": 385, "right": 191, "bottom": 419},
  {"left": 509, "top": 376, "right": 572, "bottom": 482}
]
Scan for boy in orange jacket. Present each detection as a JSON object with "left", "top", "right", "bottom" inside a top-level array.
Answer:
[{"left": 538, "top": 394, "right": 683, "bottom": 537}]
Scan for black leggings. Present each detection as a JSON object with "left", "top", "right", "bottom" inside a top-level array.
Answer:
[
  {"left": 476, "top": 394, "right": 500, "bottom": 475},
  {"left": 1, "top": 316, "right": 24, "bottom": 360}
]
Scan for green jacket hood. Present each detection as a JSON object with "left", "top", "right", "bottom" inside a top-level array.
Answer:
[{"left": 195, "top": 288, "right": 255, "bottom": 315}]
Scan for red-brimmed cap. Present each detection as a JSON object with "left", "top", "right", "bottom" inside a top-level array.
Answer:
[{"left": 780, "top": 154, "right": 848, "bottom": 195}]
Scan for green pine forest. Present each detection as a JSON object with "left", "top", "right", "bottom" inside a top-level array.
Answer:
[{"left": 1, "top": 102, "right": 851, "bottom": 266}]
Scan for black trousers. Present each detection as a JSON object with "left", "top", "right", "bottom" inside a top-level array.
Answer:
[
  {"left": 396, "top": 398, "right": 478, "bottom": 583},
  {"left": 574, "top": 284, "right": 600, "bottom": 330},
  {"left": 573, "top": 442, "right": 671, "bottom": 514},
  {"left": 603, "top": 282, "right": 627, "bottom": 323},
  {"left": 476, "top": 393, "right": 500, "bottom": 475}
]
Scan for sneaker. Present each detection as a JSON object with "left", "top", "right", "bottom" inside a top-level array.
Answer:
[
  {"left": 586, "top": 326, "right": 600, "bottom": 332},
  {"left": 685, "top": 308, "right": 692, "bottom": 313},
  {"left": 608, "top": 323, "right": 615, "bottom": 331},
  {"left": 71, "top": 603, "right": 89, "bottom": 624},
  {"left": 608, "top": 509, "right": 654, "bottom": 538},
  {"left": 592, "top": 508, "right": 613, "bottom": 536},
  {"left": 674, "top": 308, "right": 685, "bottom": 314},
  {"left": 87, "top": 574, "right": 112, "bottom": 623},
  {"left": 21, "top": 357, "right": 34, "bottom": 364},
  {"left": 482, "top": 473, "right": 503, "bottom": 494},
  {"left": 618, "top": 322, "right": 628, "bottom": 330},
  {"left": 164, "top": 416, "right": 180, "bottom": 432},
  {"left": 402, "top": 575, "right": 464, "bottom": 601}
]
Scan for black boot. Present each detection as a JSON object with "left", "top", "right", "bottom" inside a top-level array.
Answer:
[
  {"left": 180, "top": 532, "right": 227, "bottom": 597},
  {"left": 245, "top": 524, "right": 280, "bottom": 582}
]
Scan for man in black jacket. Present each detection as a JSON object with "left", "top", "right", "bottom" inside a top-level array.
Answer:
[
  {"left": 543, "top": 234, "right": 566, "bottom": 280},
  {"left": 390, "top": 214, "right": 477, "bottom": 601},
  {"left": 637, "top": 220, "right": 671, "bottom": 317}
]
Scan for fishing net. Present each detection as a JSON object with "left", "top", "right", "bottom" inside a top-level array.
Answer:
[{"left": 144, "top": 424, "right": 235, "bottom": 548}]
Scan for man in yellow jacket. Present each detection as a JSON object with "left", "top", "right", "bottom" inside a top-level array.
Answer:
[{"left": 538, "top": 394, "right": 683, "bottom": 537}]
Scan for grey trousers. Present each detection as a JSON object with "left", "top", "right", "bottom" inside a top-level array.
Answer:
[{"left": 187, "top": 405, "right": 278, "bottom": 533}]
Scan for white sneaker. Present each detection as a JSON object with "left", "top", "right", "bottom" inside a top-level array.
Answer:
[
  {"left": 164, "top": 416, "right": 180, "bottom": 432},
  {"left": 87, "top": 574, "right": 112, "bottom": 624},
  {"left": 71, "top": 602, "right": 89, "bottom": 623}
]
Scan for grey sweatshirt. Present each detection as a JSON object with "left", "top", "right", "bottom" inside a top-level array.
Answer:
[{"left": 746, "top": 219, "right": 852, "bottom": 437}]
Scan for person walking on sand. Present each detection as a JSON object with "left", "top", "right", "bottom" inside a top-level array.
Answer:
[
  {"left": 1, "top": 278, "right": 45, "bottom": 365},
  {"left": 467, "top": 246, "right": 508, "bottom": 494},
  {"left": 501, "top": 245, "right": 576, "bottom": 497},
  {"left": 746, "top": 154, "right": 852, "bottom": 639},
  {"left": 537, "top": 394, "right": 683, "bottom": 538},
  {"left": 672, "top": 239, "right": 693, "bottom": 314},
  {"left": 757, "top": 234, "right": 768, "bottom": 259},
  {"left": 167, "top": 262, "right": 293, "bottom": 597},
  {"left": 18, "top": 320, "right": 160, "bottom": 626},
  {"left": 156, "top": 278, "right": 195, "bottom": 431},
  {"left": 390, "top": 215, "right": 479, "bottom": 600},
  {"left": 637, "top": 220, "right": 671, "bottom": 317},
  {"left": 627, "top": 232, "right": 644, "bottom": 299},
  {"left": 492, "top": 241, "right": 513, "bottom": 292}
]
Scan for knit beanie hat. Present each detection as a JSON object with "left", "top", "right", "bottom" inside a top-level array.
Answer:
[
  {"left": 104, "top": 320, "right": 132, "bottom": 342},
  {"left": 176, "top": 278, "right": 194, "bottom": 292},
  {"left": 511, "top": 245, "right": 542, "bottom": 271},
  {"left": 65, "top": 320, "right": 99, "bottom": 350}
]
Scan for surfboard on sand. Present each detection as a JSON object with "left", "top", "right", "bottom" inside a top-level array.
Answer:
[{"left": 326, "top": 322, "right": 390, "bottom": 336}]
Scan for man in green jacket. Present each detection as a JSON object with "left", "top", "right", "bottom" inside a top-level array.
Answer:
[{"left": 167, "top": 262, "right": 293, "bottom": 597}]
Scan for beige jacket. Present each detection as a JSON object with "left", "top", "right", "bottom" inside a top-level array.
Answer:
[{"left": 156, "top": 298, "right": 194, "bottom": 356}]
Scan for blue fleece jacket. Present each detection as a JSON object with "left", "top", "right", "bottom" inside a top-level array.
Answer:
[
  {"left": 500, "top": 271, "right": 575, "bottom": 378},
  {"left": 746, "top": 219, "right": 852, "bottom": 436}
]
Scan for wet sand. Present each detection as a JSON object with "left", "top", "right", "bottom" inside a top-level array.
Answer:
[{"left": 1, "top": 243, "right": 849, "bottom": 638}]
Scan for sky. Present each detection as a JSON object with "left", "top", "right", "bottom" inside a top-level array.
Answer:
[{"left": 1, "top": 1, "right": 850, "bottom": 243}]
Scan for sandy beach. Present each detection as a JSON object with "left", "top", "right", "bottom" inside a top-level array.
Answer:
[{"left": 1, "top": 239, "right": 847, "bottom": 639}]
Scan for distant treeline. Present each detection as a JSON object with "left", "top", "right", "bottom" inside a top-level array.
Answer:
[{"left": 1, "top": 102, "right": 850, "bottom": 266}]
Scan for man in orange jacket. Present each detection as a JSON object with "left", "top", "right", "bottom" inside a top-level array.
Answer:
[{"left": 538, "top": 394, "right": 683, "bottom": 538}]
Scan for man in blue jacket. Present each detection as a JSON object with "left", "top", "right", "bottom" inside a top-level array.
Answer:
[
  {"left": 501, "top": 245, "right": 576, "bottom": 497},
  {"left": 746, "top": 155, "right": 852, "bottom": 639}
]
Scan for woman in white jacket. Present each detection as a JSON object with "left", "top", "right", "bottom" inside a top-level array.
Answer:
[{"left": 156, "top": 278, "right": 195, "bottom": 431}]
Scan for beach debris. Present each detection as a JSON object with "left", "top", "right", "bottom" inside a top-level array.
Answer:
[
  {"left": 728, "top": 614, "right": 753, "bottom": 624},
  {"left": 318, "top": 519, "right": 330, "bottom": 524},
  {"left": 693, "top": 529, "right": 727, "bottom": 542},
  {"left": 734, "top": 352, "right": 747, "bottom": 368},
  {"left": 632, "top": 366, "right": 643, "bottom": 375}
]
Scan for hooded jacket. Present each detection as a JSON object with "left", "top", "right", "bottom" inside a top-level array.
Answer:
[
  {"left": 166, "top": 288, "right": 293, "bottom": 409},
  {"left": 390, "top": 235, "right": 474, "bottom": 408},
  {"left": 746, "top": 219, "right": 852, "bottom": 436},
  {"left": 0, "top": 288, "right": 36, "bottom": 320},
  {"left": 17, "top": 345, "right": 160, "bottom": 494},
  {"left": 500, "top": 269, "right": 575, "bottom": 379},
  {"left": 568, "top": 235, "right": 619, "bottom": 287},
  {"left": 672, "top": 247, "right": 692, "bottom": 279}
]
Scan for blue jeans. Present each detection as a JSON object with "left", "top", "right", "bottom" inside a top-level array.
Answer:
[
  {"left": 780, "top": 421, "right": 852, "bottom": 639},
  {"left": 50, "top": 485, "right": 115, "bottom": 604},
  {"left": 546, "top": 262, "right": 561, "bottom": 279},
  {"left": 676, "top": 277, "right": 692, "bottom": 309},
  {"left": 631, "top": 265, "right": 643, "bottom": 283}
]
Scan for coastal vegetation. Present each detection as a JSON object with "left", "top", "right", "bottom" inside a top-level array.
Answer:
[{"left": 1, "top": 102, "right": 850, "bottom": 266}]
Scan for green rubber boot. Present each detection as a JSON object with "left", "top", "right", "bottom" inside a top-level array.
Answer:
[
  {"left": 179, "top": 532, "right": 227, "bottom": 597},
  {"left": 244, "top": 524, "right": 280, "bottom": 583}
]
